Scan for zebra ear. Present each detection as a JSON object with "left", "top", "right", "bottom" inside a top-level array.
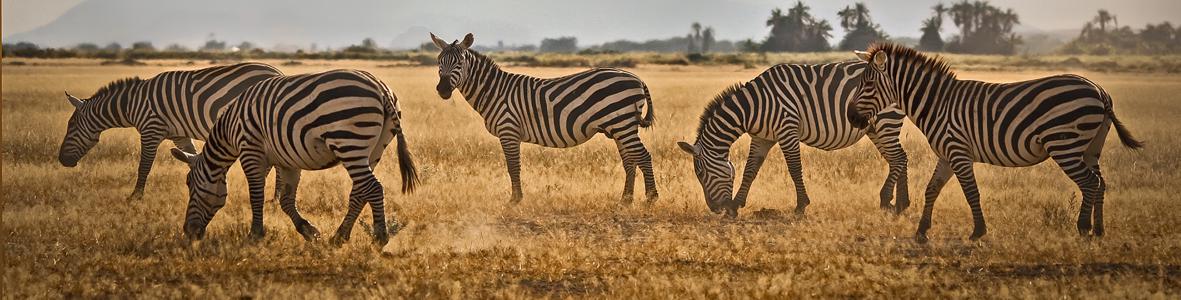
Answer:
[
  {"left": 429, "top": 32, "right": 448, "bottom": 50},
  {"left": 853, "top": 51, "right": 872, "bottom": 62},
  {"left": 459, "top": 33, "right": 474, "bottom": 49},
  {"left": 677, "top": 141, "right": 697, "bottom": 156},
  {"left": 871, "top": 51, "right": 888, "bottom": 69},
  {"left": 65, "top": 91, "right": 83, "bottom": 108},
  {"left": 170, "top": 148, "right": 196, "bottom": 165}
]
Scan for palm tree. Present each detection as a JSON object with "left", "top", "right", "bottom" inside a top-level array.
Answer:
[
  {"left": 702, "top": 27, "right": 716, "bottom": 53},
  {"left": 1093, "top": 9, "right": 1113, "bottom": 33},
  {"left": 837, "top": 3, "right": 871, "bottom": 31}
]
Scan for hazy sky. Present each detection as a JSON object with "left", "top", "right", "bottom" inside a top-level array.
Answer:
[{"left": 4, "top": 0, "right": 1180, "bottom": 46}]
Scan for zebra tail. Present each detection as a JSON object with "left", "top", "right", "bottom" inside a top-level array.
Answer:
[
  {"left": 638, "top": 82, "right": 656, "bottom": 128},
  {"left": 1107, "top": 110, "right": 1144, "bottom": 149},
  {"left": 1092, "top": 82, "right": 1144, "bottom": 150},
  {"left": 396, "top": 130, "right": 420, "bottom": 193}
]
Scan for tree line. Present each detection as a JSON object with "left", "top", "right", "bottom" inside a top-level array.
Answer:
[{"left": 5, "top": 1, "right": 1181, "bottom": 59}]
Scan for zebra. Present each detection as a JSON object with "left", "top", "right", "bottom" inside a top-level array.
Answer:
[
  {"left": 58, "top": 62, "right": 282, "bottom": 200},
  {"left": 847, "top": 43, "right": 1143, "bottom": 242},
  {"left": 677, "top": 61, "right": 910, "bottom": 217},
  {"left": 167, "top": 69, "right": 419, "bottom": 246},
  {"left": 430, "top": 33, "right": 658, "bottom": 204}
]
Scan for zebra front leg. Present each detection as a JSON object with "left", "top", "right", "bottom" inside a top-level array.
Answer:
[
  {"left": 171, "top": 137, "right": 198, "bottom": 153},
  {"left": 734, "top": 138, "right": 775, "bottom": 210},
  {"left": 777, "top": 134, "right": 809, "bottom": 215},
  {"left": 129, "top": 134, "right": 165, "bottom": 201},
  {"left": 500, "top": 137, "right": 524, "bottom": 203},
  {"left": 949, "top": 157, "right": 987, "bottom": 241},
  {"left": 916, "top": 159, "right": 952, "bottom": 244},
  {"left": 867, "top": 126, "right": 909, "bottom": 213},
  {"left": 275, "top": 166, "right": 319, "bottom": 241},
  {"left": 240, "top": 153, "right": 272, "bottom": 240}
]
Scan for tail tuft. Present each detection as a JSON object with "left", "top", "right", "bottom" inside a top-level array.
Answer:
[
  {"left": 1108, "top": 110, "right": 1144, "bottom": 149},
  {"left": 396, "top": 131, "right": 420, "bottom": 193}
]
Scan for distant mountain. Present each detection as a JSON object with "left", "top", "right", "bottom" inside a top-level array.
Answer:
[{"left": 2, "top": 0, "right": 771, "bottom": 50}]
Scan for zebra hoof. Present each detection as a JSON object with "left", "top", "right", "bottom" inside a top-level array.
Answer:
[
  {"left": 915, "top": 233, "right": 930, "bottom": 244},
  {"left": 328, "top": 234, "right": 348, "bottom": 247},
  {"left": 793, "top": 206, "right": 807, "bottom": 216},
  {"left": 372, "top": 231, "right": 389, "bottom": 247},
  {"left": 644, "top": 193, "right": 659, "bottom": 205},
  {"left": 1092, "top": 226, "right": 1105, "bottom": 237},
  {"left": 969, "top": 227, "right": 987, "bottom": 241},
  {"left": 248, "top": 227, "right": 266, "bottom": 241},
  {"left": 297, "top": 223, "right": 320, "bottom": 241},
  {"left": 126, "top": 191, "right": 144, "bottom": 201}
]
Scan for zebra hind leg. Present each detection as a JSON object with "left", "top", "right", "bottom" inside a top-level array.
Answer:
[
  {"left": 275, "top": 166, "right": 319, "bottom": 241},
  {"left": 612, "top": 138, "right": 638, "bottom": 205},
  {"left": 1050, "top": 151, "right": 1103, "bottom": 237}
]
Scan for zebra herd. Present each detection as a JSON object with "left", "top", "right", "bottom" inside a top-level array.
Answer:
[{"left": 57, "top": 33, "right": 1141, "bottom": 246}]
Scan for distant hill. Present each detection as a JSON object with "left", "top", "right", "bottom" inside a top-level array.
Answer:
[{"left": 2, "top": 0, "right": 772, "bottom": 50}]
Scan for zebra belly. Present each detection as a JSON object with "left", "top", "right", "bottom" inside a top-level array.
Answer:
[{"left": 264, "top": 136, "right": 340, "bottom": 171}]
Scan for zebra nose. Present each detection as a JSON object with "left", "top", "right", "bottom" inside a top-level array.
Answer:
[
  {"left": 847, "top": 109, "right": 868, "bottom": 129},
  {"left": 59, "top": 154, "right": 78, "bottom": 167},
  {"left": 436, "top": 82, "right": 452, "bottom": 99}
]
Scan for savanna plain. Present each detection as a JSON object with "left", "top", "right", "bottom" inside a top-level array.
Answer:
[{"left": 3, "top": 58, "right": 1180, "bottom": 298}]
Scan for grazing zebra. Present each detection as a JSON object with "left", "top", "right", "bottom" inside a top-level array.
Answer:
[
  {"left": 430, "top": 33, "right": 658, "bottom": 204},
  {"left": 168, "top": 69, "right": 418, "bottom": 246},
  {"left": 677, "top": 61, "right": 909, "bottom": 217},
  {"left": 58, "top": 62, "right": 282, "bottom": 200},
  {"left": 847, "top": 43, "right": 1143, "bottom": 242}
]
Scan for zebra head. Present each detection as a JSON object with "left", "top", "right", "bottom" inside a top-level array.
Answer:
[
  {"left": 430, "top": 32, "right": 475, "bottom": 100},
  {"left": 58, "top": 92, "right": 101, "bottom": 167},
  {"left": 848, "top": 50, "right": 899, "bottom": 129},
  {"left": 169, "top": 148, "right": 228, "bottom": 241},
  {"left": 678, "top": 141, "right": 736, "bottom": 217}
]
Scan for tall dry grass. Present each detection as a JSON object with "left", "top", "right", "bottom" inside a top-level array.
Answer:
[{"left": 2, "top": 60, "right": 1179, "bottom": 298}]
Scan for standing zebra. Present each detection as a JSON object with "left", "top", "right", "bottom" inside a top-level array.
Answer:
[
  {"left": 847, "top": 43, "right": 1142, "bottom": 242},
  {"left": 677, "top": 62, "right": 909, "bottom": 217},
  {"left": 59, "top": 62, "right": 282, "bottom": 200},
  {"left": 168, "top": 69, "right": 418, "bottom": 246},
  {"left": 430, "top": 33, "right": 658, "bottom": 204}
]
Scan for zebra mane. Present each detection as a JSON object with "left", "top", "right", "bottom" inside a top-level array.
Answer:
[
  {"left": 464, "top": 48, "right": 500, "bottom": 69},
  {"left": 696, "top": 82, "right": 747, "bottom": 135},
  {"left": 90, "top": 77, "right": 144, "bottom": 99},
  {"left": 867, "top": 42, "right": 956, "bottom": 79}
]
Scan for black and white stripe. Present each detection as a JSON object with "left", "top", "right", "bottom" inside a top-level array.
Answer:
[
  {"left": 678, "top": 61, "right": 909, "bottom": 217},
  {"left": 848, "top": 43, "right": 1143, "bottom": 242},
  {"left": 431, "top": 33, "right": 657, "bottom": 204},
  {"left": 58, "top": 62, "right": 282, "bottom": 200},
  {"left": 169, "top": 69, "right": 418, "bottom": 246}
]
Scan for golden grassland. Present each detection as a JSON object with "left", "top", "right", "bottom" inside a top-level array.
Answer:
[{"left": 3, "top": 59, "right": 1180, "bottom": 298}]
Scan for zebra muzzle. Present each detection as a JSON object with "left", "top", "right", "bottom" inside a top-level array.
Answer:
[{"left": 436, "top": 82, "right": 453, "bottom": 99}]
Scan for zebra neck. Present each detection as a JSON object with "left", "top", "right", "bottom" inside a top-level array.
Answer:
[
  {"left": 891, "top": 68, "right": 957, "bottom": 126},
  {"left": 457, "top": 57, "right": 515, "bottom": 108},
  {"left": 696, "top": 109, "right": 748, "bottom": 152},
  {"left": 92, "top": 87, "right": 140, "bottom": 129}
]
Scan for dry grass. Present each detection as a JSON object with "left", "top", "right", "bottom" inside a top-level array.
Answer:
[{"left": 3, "top": 60, "right": 1180, "bottom": 298}]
